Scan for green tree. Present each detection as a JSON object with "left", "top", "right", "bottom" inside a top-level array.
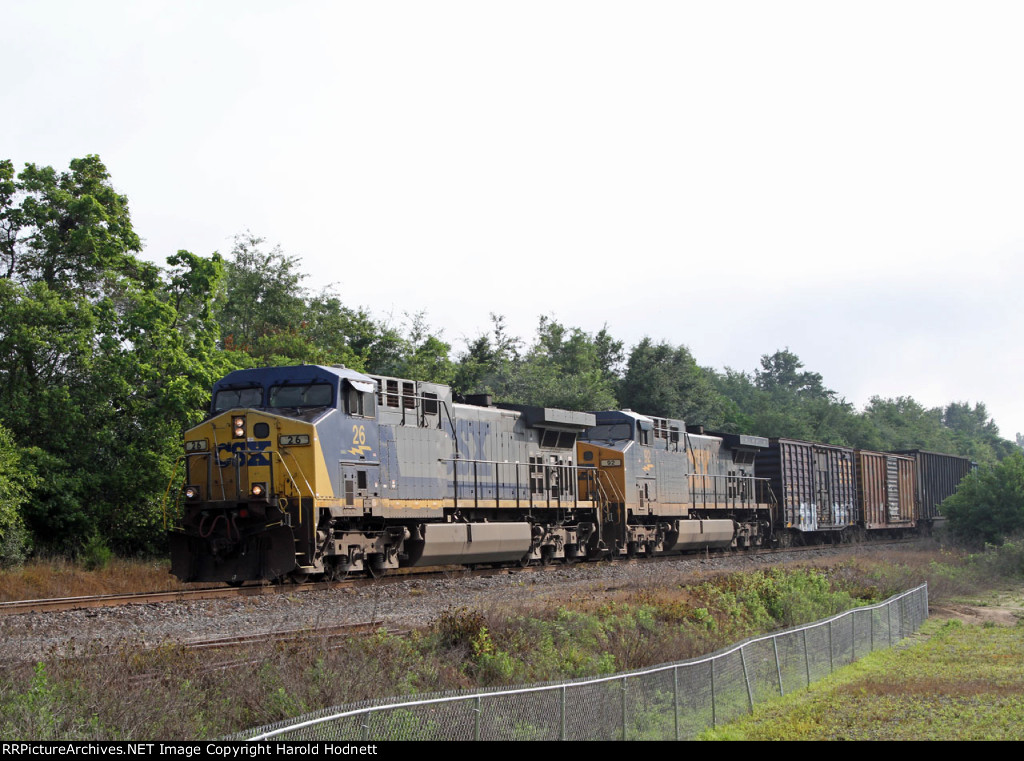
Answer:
[
  {"left": 942, "top": 401, "right": 1015, "bottom": 465},
  {"left": 618, "top": 338, "right": 728, "bottom": 426},
  {"left": 452, "top": 314, "right": 522, "bottom": 397},
  {"left": 299, "top": 292, "right": 378, "bottom": 370},
  {"left": 12, "top": 156, "right": 142, "bottom": 294},
  {"left": 710, "top": 352, "right": 871, "bottom": 446},
  {"left": 0, "top": 159, "right": 20, "bottom": 279},
  {"left": 941, "top": 451, "right": 1024, "bottom": 544},
  {"left": 0, "top": 422, "right": 37, "bottom": 566},
  {"left": 216, "top": 233, "right": 307, "bottom": 357},
  {"left": 366, "top": 312, "right": 455, "bottom": 384},
  {"left": 754, "top": 348, "right": 834, "bottom": 400},
  {"left": 0, "top": 156, "right": 226, "bottom": 554},
  {"left": 455, "top": 316, "right": 621, "bottom": 411},
  {"left": 513, "top": 316, "right": 620, "bottom": 410},
  {"left": 859, "top": 396, "right": 952, "bottom": 452}
]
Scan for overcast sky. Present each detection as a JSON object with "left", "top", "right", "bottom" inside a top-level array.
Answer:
[{"left": 4, "top": 1, "right": 1022, "bottom": 438}]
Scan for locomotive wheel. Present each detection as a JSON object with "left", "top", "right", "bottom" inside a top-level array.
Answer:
[
  {"left": 539, "top": 547, "right": 555, "bottom": 566},
  {"left": 327, "top": 560, "right": 351, "bottom": 582},
  {"left": 226, "top": 579, "right": 244, "bottom": 588},
  {"left": 289, "top": 570, "right": 310, "bottom": 584},
  {"left": 626, "top": 541, "right": 639, "bottom": 559},
  {"left": 563, "top": 544, "right": 580, "bottom": 565},
  {"left": 366, "top": 553, "right": 387, "bottom": 579},
  {"left": 518, "top": 553, "right": 533, "bottom": 568}
]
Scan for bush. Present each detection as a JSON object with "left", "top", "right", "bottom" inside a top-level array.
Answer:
[
  {"left": 0, "top": 424, "right": 36, "bottom": 566},
  {"left": 0, "top": 520, "right": 32, "bottom": 568},
  {"left": 942, "top": 451, "right": 1024, "bottom": 545},
  {"left": 79, "top": 533, "right": 113, "bottom": 571}
]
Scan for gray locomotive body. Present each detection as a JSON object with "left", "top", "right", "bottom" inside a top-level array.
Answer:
[{"left": 577, "top": 411, "right": 776, "bottom": 557}]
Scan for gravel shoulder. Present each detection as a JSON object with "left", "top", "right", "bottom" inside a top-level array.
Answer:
[{"left": 0, "top": 546, "right": 882, "bottom": 664}]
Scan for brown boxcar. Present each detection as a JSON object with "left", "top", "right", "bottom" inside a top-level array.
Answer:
[
  {"left": 893, "top": 449, "right": 975, "bottom": 523},
  {"left": 856, "top": 450, "right": 916, "bottom": 531},
  {"left": 757, "top": 439, "right": 858, "bottom": 534}
]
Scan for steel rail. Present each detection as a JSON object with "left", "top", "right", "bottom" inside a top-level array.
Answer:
[{"left": 0, "top": 538, "right": 917, "bottom": 616}]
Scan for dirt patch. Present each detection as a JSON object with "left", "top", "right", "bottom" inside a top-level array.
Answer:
[{"left": 929, "top": 603, "right": 1023, "bottom": 627}]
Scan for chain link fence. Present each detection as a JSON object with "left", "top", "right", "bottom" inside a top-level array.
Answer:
[{"left": 238, "top": 583, "right": 928, "bottom": 741}]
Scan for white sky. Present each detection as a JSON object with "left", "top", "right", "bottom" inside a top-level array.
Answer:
[{"left": 3, "top": 1, "right": 1023, "bottom": 438}]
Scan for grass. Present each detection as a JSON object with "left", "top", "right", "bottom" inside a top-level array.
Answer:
[
  {"left": 0, "top": 556, "right": 189, "bottom": 602},
  {"left": 699, "top": 617, "right": 1024, "bottom": 740},
  {"left": 693, "top": 537, "right": 1024, "bottom": 741}
]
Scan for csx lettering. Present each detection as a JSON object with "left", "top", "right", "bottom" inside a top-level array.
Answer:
[{"left": 217, "top": 441, "right": 272, "bottom": 467}]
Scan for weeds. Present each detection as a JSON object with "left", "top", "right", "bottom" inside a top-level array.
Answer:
[{"left": 0, "top": 555, "right": 190, "bottom": 602}]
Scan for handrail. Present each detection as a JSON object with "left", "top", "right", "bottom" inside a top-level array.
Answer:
[
  {"left": 162, "top": 446, "right": 314, "bottom": 529},
  {"left": 272, "top": 450, "right": 314, "bottom": 525},
  {"left": 687, "top": 473, "right": 774, "bottom": 510},
  {"left": 439, "top": 457, "right": 588, "bottom": 509}
]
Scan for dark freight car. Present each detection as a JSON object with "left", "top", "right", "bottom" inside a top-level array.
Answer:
[
  {"left": 893, "top": 449, "right": 974, "bottom": 524},
  {"left": 757, "top": 439, "right": 858, "bottom": 535},
  {"left": 856, "top": 450, "right": 915, "bottom": 531}
]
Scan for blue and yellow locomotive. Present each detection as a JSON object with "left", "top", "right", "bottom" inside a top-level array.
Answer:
[
  {"left": 168, "top": 365, "right": 783, "bottom": 583},
  {"left": 168, "top": 365, "right": 601, "bottom": 583}
]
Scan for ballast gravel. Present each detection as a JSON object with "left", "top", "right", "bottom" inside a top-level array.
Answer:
[{"left": 0, "top": 546, "right": 863, "bottom": 664}]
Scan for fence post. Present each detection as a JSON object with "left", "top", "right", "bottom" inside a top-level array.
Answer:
[
  {"left": 887, "top": 599, "right": 893, "bottom": 646},
  {"left": 361, "top": 710, "right": 370, "bottom": 741},
  {"left": 828, "top": 620, "right": 834, "bottom": 673},
  {"left": 621, "top": 676, "right": 628, "bottom": 741},
  {"left": 560, "top": 686, "right": 566, "bottom": 741},
  {"left": 871, "top": 607, "right": 875, "bottom": 651},
  {"left": 773, "top": 637, "right": 784, "bottom": 697},
  {"left": 802, "top": 628, "right": 810, "bottom": 688},
  {"left": 924, "top": 584, "right": 929, "bottom": 630},
  {"left": 740, "top": 646, "right": 754, "bottom": 714},
  {"left": 710, "top": 657, "right": 717, "bottom": 729},
  {"left": 673, "top": 666, "right": 680, "bottom": 741},
  {"left": 851, "top": 610, "right": 856, "bottom": 662},
  {"left": 474, "top": 696, "right": 481, "bottom": 742}
]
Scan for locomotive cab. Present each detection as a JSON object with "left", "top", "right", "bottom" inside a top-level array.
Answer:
[{"left": 169, "top": 365, "right": 380, "bottom": 583}]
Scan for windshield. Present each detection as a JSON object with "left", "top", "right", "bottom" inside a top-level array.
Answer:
[
  {"left": 581, "top": 423, "right": 632, "bottom": 442},
  {"left": 213, "top": 387, "right": 263, "bottom": 411},
  {"left": 269, "top": 383, "right": 333, "bottom": 408}
]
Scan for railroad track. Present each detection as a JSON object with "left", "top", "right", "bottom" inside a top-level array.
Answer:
[
  {"left": 0, "top": 539, "right": 909, "bottom": 617},
  {"left": 184, "top": 620, "right": 394, "bottom": 650}
]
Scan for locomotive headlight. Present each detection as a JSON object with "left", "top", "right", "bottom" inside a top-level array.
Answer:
[
  {"left": 184, "top": 485, "right": 201, "bottom": 501},
  {"left": 250, "top": 482, "right": 267, "bottom": 498},
  {"left": 232, "top": 416, "right": 246, "bottom": 439}
]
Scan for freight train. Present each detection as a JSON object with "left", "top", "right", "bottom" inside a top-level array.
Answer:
[{"left": 166, "top": 365, "right": 973, "bottom": 584}]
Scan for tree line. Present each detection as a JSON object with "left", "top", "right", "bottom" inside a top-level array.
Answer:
[{"left": 0, "top": 156, "right": 1017, "bottom": 561}]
